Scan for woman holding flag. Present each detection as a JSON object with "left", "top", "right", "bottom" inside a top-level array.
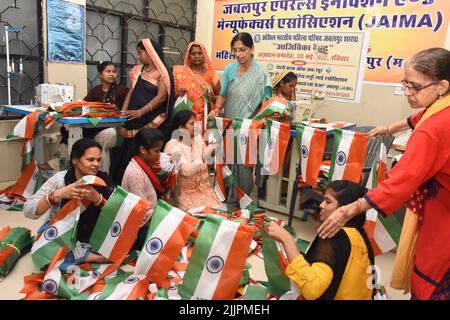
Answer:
[
  {"left": 24, "top": 139, "right": 114, "bottom": 265},
  {"left": 209, "top": 32, "right": 272, "bottom": 206},
  {"left": 318, "top": 48, "right": 450, "bottom": 300},
  {"left": 164, "top": 110, "right": 220, "bottom": 211},
  {"left": 173, "top": 41, "right": 221, "bottom": 132},
  {"left": 265, "top": 180, "right": 375, "bottom": 300},
  {"left": 111, "top": 39, "right": 175, "bottom": 185}
]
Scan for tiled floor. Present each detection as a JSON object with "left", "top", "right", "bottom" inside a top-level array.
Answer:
[{"left": 0, "top": 207, "right": 409, "bottom": 300}]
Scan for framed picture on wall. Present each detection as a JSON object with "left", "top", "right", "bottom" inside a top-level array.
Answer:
[{"left": 46, "top": 0, "right": 85, "bottom": 63}]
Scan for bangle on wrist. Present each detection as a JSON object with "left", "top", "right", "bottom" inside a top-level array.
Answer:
[
  {"left": 137, "top": 109, "right": 141, "bottom": 118},
  {"left": 385, "top": 125, "right": 391, "bottom": 136},
  {"left": 47, "top": 191, "right": 57, "bottom": 206},
  {"left": 94, "top": 194, "right": 103, "bottom": 207},
  {"left": 44, "top": 195, "right": 52, "bottom": 207}
]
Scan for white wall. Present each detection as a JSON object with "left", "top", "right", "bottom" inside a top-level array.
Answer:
[{"left": 194, "top": 0, "right": 449, "bottom": 126}]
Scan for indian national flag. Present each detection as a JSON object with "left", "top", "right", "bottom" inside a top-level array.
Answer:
[
  {"left": 254, "top": 97, "right": 289, "bottom": 120},
  {"left": 364, "top": 145, "right": 401, "bottom": 256},
  {"left": 236, "top": 186, "right": 254, "bottom": 211},
  {"left": 42, "top": 246, "right": 74, "bottom": 299},
  {"left": 9, "top": 161, "right": 43, "bottom": 198},
  {"left": 262, "top": 230, "right": 299, "bottom": 297},
  {"left": 296, "top": 125, "right": 326, "bottom": 186},
  {"left": 172, "top": 94, "right": 194, "bottom": 116},
  {"left": 134, "top": 200, "right": 198, "bottom": 288},
  {"left": 89, "top": 186, "right": 149, "bottom": 265},
  {"left": 97, "top": 274, "right": 148, "bottom": 300},
  {"left": 234, "top": 118, "right": 263, "bottom": 167},
  {"left": 66, "top": 263, "right": 118, "bottom": 295},
  {"left": 328, "top": 129, "right": 368, "bottom": 183},
  {"left": 31, "top": 200, "right": 87, "bottom": 270},
  {"left": 208, "top": 117, "right": 233, "bottom": 163},
  {"left": 7, "top": 111, "right": 40, "bottom": 140},
  {"left": 179, "top": 216, "right": 255, "bottom": 300},
  {"left": 80, "top": 175, "right": 107, "bottom": 187},
  {"left": 377, "top": 142, "right": 387, "bottom": 183},
  {"left": 262, "top": 119, "right": 291, "bottom": 175},
  {"left": 188, "top": 205, "right": 229, "bottom": 219},
  {"left": 214, "top": 156, "right": 234, "bottom": 202},
  {"left": 21, "top": 140, "right": 35, "bottom": 171}
]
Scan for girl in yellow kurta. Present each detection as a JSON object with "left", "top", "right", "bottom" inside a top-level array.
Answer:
[
  {"left": 164, "top": 110, "right": 221, "bottom": 211},
  {"left": 265, "top": 180, "right": 375, "bottom": 300}
]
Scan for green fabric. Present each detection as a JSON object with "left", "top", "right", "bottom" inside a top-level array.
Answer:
[{"left": 0, "top": 227, "right": 33, "bottom": 277}]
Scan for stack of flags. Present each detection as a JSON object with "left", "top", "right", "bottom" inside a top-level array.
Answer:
[{"left": 0, "top": 226, "right": 33, "bottom": 278}]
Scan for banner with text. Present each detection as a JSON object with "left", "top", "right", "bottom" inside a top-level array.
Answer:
[{"left": 212, "top": 0, "right": 450, "bottom": 86}]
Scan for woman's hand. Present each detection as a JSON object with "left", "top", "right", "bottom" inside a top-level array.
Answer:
[
  {"left": 369, "top": 126, "right": 388, "bottom": 137},
  {"left": 123, "top": 110, "right": 141, "bottom": 121},
  {"left": 54, "top": 181, "right": 85, "bottom": 201},
  {"left": 317, "top": 205, "right": 354, "bottom": 239},
  {"left": 264, "top": 221, "right": 293, "bottom": 244},
  {"left": 206, "top": 92, "right": 217, "bottom": 102},
  {"left": 208, "top": 108, "right": 221, "bottom": 120},
  {"left": 77, "top": 186, "right": 102, "bottom": 204}
]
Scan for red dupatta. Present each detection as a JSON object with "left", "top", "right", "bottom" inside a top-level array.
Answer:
[{"left": 132, "top": 155, "right": 164, "bottom": 194}]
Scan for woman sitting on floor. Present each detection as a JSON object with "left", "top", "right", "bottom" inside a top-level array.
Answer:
[
  {"left": 164, "top": 110, "right": 220, "bottom": 212},
  {"left": 24, "top": 138, "right": 114, "bottom": 266},
  {"left": 265, "top": 180, "right": 376, "bottom": 300}
]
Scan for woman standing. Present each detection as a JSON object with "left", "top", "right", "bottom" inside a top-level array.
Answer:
[
  {"left": 164, "top": 110, "right": 220, "bottom": 211},
  {"left": 84, "top": 61, "right": 129, "bottom": 173},
  {"left": 173, "top": 41, "right": 221, "bottom": 132},
  {"left": 318, "top": 48, "right": 450, "bottom": 300},
  {"left": 210, "top": 32, "right": 272, "bottom": 206},
  {"left": 111, "top": 39, "right": 174, "bottom": 185}
]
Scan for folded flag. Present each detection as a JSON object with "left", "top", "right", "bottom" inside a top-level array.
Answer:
[
  {"left": 179, "top": 216, "right": 255, "bottom": 300},
  {"left": 234, "top": 118, "right": 264, "bottom": 167},
  {"left": 295, "top": 125, "right": 326, "bottom": 186},
  {"left": 0, "top": 226, "right": 33, "bottom": 277},
  {"left": 254, "top": 97, "right": 290, "bottom": 121},
  {"left": 89, "top": 186, "right": 149, "bottom": 265},
  {"left": 364, "top": 143, "right": 401, "bottom": 256},
  {"left": 328, "top": 129, "right": 368, "bottom": 183},
  {"left": 134, "top": 200, "right": 198, "bottom": 288},
  {"left": 261, "top": 119, "right": 290, "bottom": 175}
]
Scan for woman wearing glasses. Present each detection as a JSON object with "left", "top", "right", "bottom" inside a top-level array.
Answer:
[
  {"left": 318, "top": 48, "right": 450, "bottom": 300},
  {"left": 209, "top": 32, "right": 272, "bottom": 206}
]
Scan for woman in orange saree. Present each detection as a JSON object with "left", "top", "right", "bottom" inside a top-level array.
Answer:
[{"left": 173, "top": 41, "right": 221, "bottom": 132}]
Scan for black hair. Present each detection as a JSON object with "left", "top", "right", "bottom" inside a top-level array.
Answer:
[
  {"left": 69, "top": 139, "right": 102, "bottom": 164},
  {"left": 327, "top": 180, "right": 367, "bottom": 228},
  {"left": 134, "top": 128, "right": 164, "bottom": 155},
  {"left": 171, "top": 109, "right": 195, "bottom": 133},
  {"left": 136, "top": 40, "right": 145, "bottom": 51},
  {"left": 281, "top": 72, "right": 298, "bottom": 85},
  {"left": 97, "top": 61, "right": 116, "bottom": 73},
  {"left": 409, "top": 48, "right": 450, "bottom": 91},
  {"left": 230, "top": 32, "right": 254, "bottom": 49},
  {"left": 189, "top": 44, "right": 202, "bottom": 55}
]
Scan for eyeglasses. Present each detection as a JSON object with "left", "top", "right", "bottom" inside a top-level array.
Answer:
[
  {"left": 401, "top": 80, "right": 440, "bottom": 94},
  {"left": 231, "top": 47, "right": 249, "bottom": 54}
]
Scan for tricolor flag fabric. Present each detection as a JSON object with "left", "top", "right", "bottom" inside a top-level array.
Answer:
[
  {"left": 188, "top": 205, "right": 229, "bottom": 220},
  {"left": 89, "top": 186, "right": 149, "bottom": 265},
  {"left": 7, "top": 111, "right": 40, "bottom": 140},
  {"left": 65, "top": 263, "right": 118, "bottom": 295},
  {"left": 328, "top": 129, "right": 369, "bottom": 183},
  {"left": 254, "top": 97, "right": 290, "bottom": 121},
  {"left": 377, "top": 142, "right": 387, "bottom": 183},
  {"left": 244, "top": 284, "right": 269, "bottom": 300},
  {"left": 261, "top": 119, "right": 291, "bottom": 175},
  {"left": 172, "top": 94, "right": 194, "bottom": 116},
  {"left": 295, "top": 125, "right": 326, "bottom": 186},
  {"left": 102, "top": 274, "right": 148, "bottom": 300},
  {"left": 134, "top": 200, "right": 198, "bottom": 288},
  {"left": 233, "top": 118, "right": 264, "bottom": 167},
  {"left": 179, "top": 216, "right": 255, "bottom": 300},
  {"left": 236, "top": 186, "right": 255, "bottom": 211},
  {"left": 208, "top": 117, "right": 233, "bottom": 163},
  {"left": 41, "top": 246, "right": 74, "bottom": 299},
  {"left": 262, "top": 230, "right": 299, "bottom": 298},
  {"left": 213, "top": 156, "right": 234, "bottom": 202},
  {"left": 80, "top": 175, "right": 107, "bottom": 187},
  {"left": 364, "top": 143, "right": 401, "bottom": 256},
  {"left": 31, "top": 200, "right": 88, "bottom": 270}
]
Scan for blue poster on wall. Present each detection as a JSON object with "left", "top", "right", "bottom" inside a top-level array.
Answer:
[{"left": 47, "top": 0, "right": 85, "bottom": 63}]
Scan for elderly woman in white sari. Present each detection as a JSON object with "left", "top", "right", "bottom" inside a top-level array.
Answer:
[{"left": 209, "top": 32, "right": 272, "bottom": 206}]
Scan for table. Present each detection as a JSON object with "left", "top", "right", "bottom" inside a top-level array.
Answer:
[
  {"left": 258, "top": 121, "right": 355, "bottom": 223},
  {"left": 1, "top": 105, "right": 127, "bottom": 161}
]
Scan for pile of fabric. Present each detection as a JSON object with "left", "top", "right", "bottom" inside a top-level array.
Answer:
[
  {"left": 0, "top": 226, "right": 33, "bottom": 278},
  {"left": 20, "top": 192, "right": 310, "bottom": 300}
]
